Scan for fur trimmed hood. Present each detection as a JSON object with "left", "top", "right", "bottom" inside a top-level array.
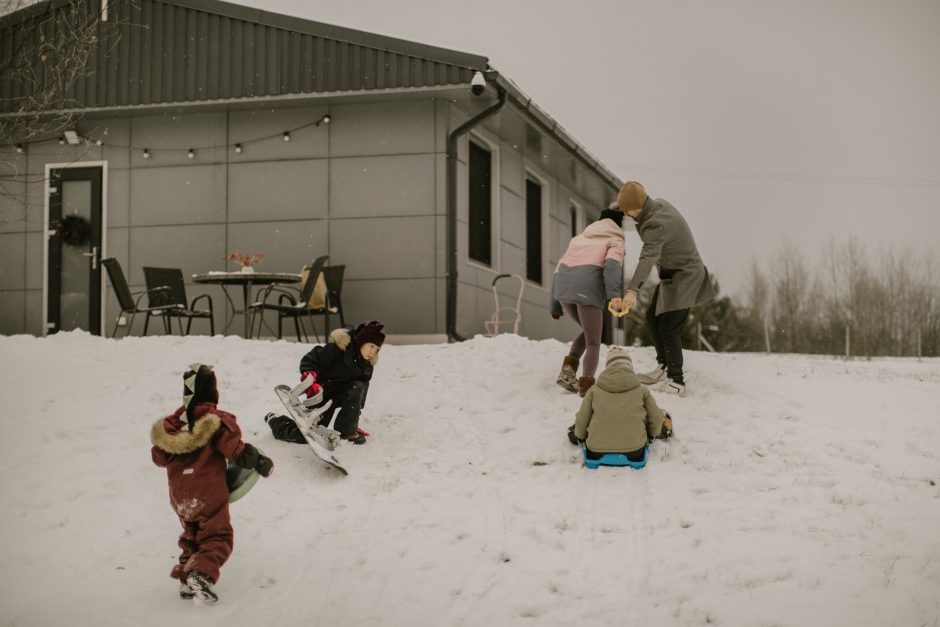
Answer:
[
  {"left": 331, "top": 327, "right": 379, "bottom": 365},
  {"left": 151, "top": 407, "right": 221, "bottom": 455}
]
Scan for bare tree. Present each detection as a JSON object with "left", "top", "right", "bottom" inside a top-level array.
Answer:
[
  {"left": 0, "top": 0, "right": 128, "bottom": 208},
  {"left": 769, "top": 240, "right": 810, "bottom": 353},
  {"left": 743, "top": 255, "right": 772, "bottom": 351}
]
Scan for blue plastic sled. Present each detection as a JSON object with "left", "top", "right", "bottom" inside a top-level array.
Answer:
[{"left": 582, "top": 445, "right": 648, "bottom": 470}]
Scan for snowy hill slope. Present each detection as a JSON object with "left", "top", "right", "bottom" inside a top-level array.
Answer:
[{"left": 0, "top": 332, "right": 938, "bottom": 627}]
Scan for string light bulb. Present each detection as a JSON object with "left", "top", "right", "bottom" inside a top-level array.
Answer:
[
  {"left": 234, "top": 143, "right": 243, "bottom": 154},
  {"left": 187, "top": 149, "right": 195, "bottom": 159},
  {"left": 282, "top": 131, "right": 291, "bottom": 142},
  {"left": 15, "top": 144, "right": 24, "bottom": 153},
  {"left": 142, "top": 149, "right": 150, "bottom": 159},
  {"left": 316, "top": 114, "right": 331, "bottom": 126}
]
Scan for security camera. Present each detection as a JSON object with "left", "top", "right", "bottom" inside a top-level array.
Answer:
[{"left": 470, "top": 71, "right": 486, "bottom": 96}]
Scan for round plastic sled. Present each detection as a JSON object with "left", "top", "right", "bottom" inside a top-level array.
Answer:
[{"left": 226, "top": 447, "right": 266, "bottom": 503}]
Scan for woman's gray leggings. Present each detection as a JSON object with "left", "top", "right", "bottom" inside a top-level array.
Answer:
[{"left": 562, "top": 302, "right": 603, "bottom": 378}]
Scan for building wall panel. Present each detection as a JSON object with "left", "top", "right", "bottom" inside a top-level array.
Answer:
[
  {"left": 330, "top": 155, "right": 435, "bottom": 219},
  {"left": 329, "top": 216, "right": 435, "bottom": 281},
  {"left": 129, "top": 164, "right": 227, "bottom": 226},
  {"left": 228, "top": 160, "right": 329, "bottom": 222}
]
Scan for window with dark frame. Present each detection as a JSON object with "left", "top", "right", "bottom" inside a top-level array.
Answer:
[
  {"left": 468, "top": 141, "right": 492, "bottom": 266},
  {"left": 525, "top": 177, "right": 543, "bottom": 284}
]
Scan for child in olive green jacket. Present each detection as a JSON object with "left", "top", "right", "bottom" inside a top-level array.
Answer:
[{"left": 573, "top": 347, "right": 671, "bottom": 461}]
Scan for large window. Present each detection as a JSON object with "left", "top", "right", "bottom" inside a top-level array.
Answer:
[
  {"left": 468, "top": 141, "right": 492, "bottom": 266},
  {"left": 525, "top": 177, "right": 543, "bottom": 284}
]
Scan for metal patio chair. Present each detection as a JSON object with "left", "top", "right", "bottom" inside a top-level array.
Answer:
[
  {"left": 305, "top": 264, "right": 346, "bottom": 338},
  {"left": 248, "top": 255, "right": 329, "bottom": 342},
  {"left": 101, "top": 258, "right": 181, "bottom": 338},
  {"left": 142, "top": 266, "right": 215, "bottom": 335}
]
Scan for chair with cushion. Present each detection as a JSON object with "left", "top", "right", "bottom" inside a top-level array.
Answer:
[
  {"left": 142, "top": 266, "right": 215, "bottom": 335},
  {"left": 248, "top": 255, "right": 329, "bottom": 342},
  {"left": 305, "top": 264, "right": 346, "bottom": 338},
  {"left": 101, "top": 258, "right": 182, "bottom": 338}
]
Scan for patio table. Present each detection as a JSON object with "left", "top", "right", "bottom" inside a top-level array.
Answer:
[{"left": 192, "top": 271, "right": 301, "bottom": 338}]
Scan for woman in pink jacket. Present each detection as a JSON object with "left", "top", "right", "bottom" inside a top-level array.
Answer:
[{"left": 550, "top": 207, "right": 626, "bottom": 396}]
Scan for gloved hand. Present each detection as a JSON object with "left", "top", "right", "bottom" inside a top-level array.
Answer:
[
  {"left": 566, "top": 424, "right": 582, "bottom": 446},
  {"left": 656, "top": 412, "right": 674, "bottom": 440},
  {"left": 621, "top": 290, "right": 638, "bottom": 313},
  {"left": 301, "top": 370, "right": 322, "bottom": 397},
  {"left": 255, "top": 454, "right": 274, "bottom": 477}
]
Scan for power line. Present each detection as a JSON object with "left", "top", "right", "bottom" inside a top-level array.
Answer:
[{"left": 609, "top": 163, "right": 940, "bottom": 188}]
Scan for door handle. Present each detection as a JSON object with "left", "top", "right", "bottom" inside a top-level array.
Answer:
[{"left": 81, "top": 245, "right": 98, "bottom": 270}]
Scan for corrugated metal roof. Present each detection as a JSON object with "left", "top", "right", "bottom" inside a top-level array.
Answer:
[
  {"left": 0, "top": 0, "right": 488, "bottom": 111},
  {"left": 0, "top": 0, "right": 620, "bottom": 191}
]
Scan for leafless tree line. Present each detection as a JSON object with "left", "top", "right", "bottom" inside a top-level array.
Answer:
[{"left": 744, "top": 238, "right": 939, "bottom": 358}]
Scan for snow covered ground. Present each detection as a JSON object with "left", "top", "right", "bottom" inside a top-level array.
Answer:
[{"left": 1, "top": 331, "right": 938, "bottom": 627}]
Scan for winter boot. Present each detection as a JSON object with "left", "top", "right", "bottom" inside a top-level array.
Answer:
[
  {"left": 577, "top": 375, "right": 595, "bottom": 398},
  {"left": 657, "top": 378, "right": 687, "bottom": 398},
  {"left": 656, "top": 413, "right": 674, "bottom": 439},
  {"left": 556, "top": 356, "right": 579, "bottom": 393},
  {"left": 179, "top": 582, "right": 195, "bottom": 600},
  {"left": 637, "top": 364, "right": 667, "bottom": 385},
  {"left": 186, "top": 571, "right": 218, "bottom": 605},
  {"left": 342, "top": 432, "right": 367, "bottom": 445}
]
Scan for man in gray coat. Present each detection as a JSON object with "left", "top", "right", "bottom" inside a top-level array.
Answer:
[{"left": 617, "top": 181, "right": 715, "bottom": 396}]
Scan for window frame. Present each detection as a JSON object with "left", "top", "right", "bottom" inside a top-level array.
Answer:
[
  {"left": 523, "top": 166, "right": 550, "bottom": 288},
  {"left": 466, "top": 132, "right": 501, "bottom": 273}
]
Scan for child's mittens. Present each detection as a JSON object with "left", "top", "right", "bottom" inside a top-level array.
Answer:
[
  {"left": 301, "top": 370, "right": 322, "bottom": 397},
  {"left": 255, "top": 454, "right": 274, "bottom": 478}
]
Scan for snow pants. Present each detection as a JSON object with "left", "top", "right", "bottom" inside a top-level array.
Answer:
[
  {"left": 317, "top": 381, "right": 367, "bottom": 437},
  {"left": 169, "top": 502, "right": 233, "bottom": 585},
  {"left": 646, "top": 285, "right": 690, "bottom": 383}
]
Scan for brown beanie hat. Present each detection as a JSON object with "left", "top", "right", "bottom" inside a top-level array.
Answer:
[{"left": 616, "top": 181, "right": 647, "bottom": 214}]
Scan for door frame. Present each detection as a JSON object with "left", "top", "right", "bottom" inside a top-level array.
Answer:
[{"left": 43, "top": 161, "right": 109, "bottom": 337}]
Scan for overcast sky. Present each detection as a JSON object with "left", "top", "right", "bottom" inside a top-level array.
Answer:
[{"left": 217, "top": 1, "right": 940, "bottom": 293}]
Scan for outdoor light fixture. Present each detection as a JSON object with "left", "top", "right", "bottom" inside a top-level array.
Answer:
[
  {"left": 142, "top": 149, "right": 150, "bottom": 159},
  {"left": 234, "top": 143, "right": 243, "bottom": 154},
  {"left": 63, "top": 130, "right": 80, "bottom": 145},
  {"left": 282, "top": 132, "right": 291, "bottom": 142},
  {"left": 187, "top": 149, "right": 195, "bottom": 159},
  {"left": 316, "top": 114, "right": 331, "bottom": 126}
]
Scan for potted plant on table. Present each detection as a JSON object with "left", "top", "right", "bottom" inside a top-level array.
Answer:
[{"left": 223, "top": 252, "right": 264, "bottom": 273}]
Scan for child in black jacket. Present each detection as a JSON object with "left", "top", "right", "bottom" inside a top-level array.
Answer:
[{"left": 267, "top": 320, "right": 385, "bottom": 445}]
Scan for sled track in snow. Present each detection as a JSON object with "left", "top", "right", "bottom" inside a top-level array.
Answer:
[
  {"left": 575, "top": 456, "right": 652, "bottom": 626},
  {"left": 279, "top": 455, "right": 342, "bottom": 626},
  {"left": 439, "top": 404, "right": 508, "bottom": 626}
]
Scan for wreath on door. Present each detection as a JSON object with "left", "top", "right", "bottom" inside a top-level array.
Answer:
[{"left": 57, "top": 214, "right": 92, "bottom": 247}]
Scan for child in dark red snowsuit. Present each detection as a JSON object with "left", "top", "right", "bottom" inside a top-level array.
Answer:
[{"left": 151, "top": 363, "right": 273, "bottom": 603}]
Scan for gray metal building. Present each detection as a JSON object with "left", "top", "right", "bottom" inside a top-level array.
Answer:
[{"left": 0, "top": 0, "right": 622, "bottom": 341}]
